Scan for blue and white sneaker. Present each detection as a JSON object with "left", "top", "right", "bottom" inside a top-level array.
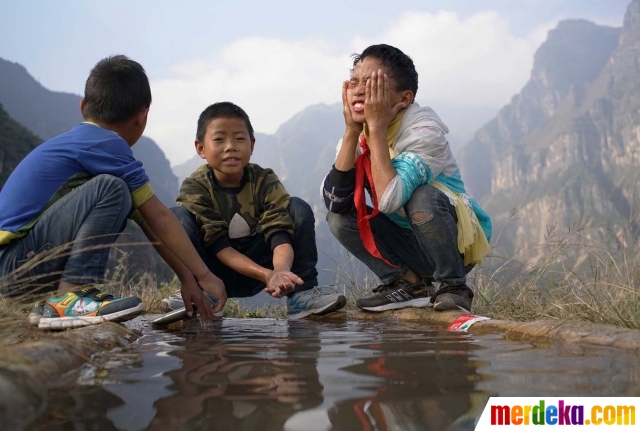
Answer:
[{"left": 287, "top": 287, "right": 346, "bottom": 320}]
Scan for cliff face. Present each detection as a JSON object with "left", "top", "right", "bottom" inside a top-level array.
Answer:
[
  {"left": 0, "top": 103, "right": 41, "bottom": 188},
  {"left": 458, "top": 3, "right": 640, "bottom": 261}
]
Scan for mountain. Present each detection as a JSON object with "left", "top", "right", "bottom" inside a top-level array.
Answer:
[
  {"left": 458, "top": 5, "right": 637, "bottom": 262},
  {"left": 0, "top": 103, "right": 42, "bottom": 188},
  {"left": 0, "top": 58, "right": 179, "bottom": 281}
]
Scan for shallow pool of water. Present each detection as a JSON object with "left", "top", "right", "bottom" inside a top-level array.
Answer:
[{"left": 28, "top": 317, "right": 640, "bottom": 431}]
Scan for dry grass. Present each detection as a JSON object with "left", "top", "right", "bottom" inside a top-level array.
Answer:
[{"left": 470, "top": 222, "right": 640, "bottom": 329}]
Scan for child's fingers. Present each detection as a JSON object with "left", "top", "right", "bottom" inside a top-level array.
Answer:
[
  {"left": 378, "top": 69, "right": 385, "bottom": 99},
  {"left": 342, "top": 81, "right": 349, "bottom": 104},
  {"left": 391, "top": 101, "right": 407, "bottom": 117},
  {"left": 212, "top": 296, "right": 226, "bottom": 314},
  {"left": 282, "top": 272, "right": 304, "bottom": 285},
  {"left": 195, "top": 294, "right": 214, "bottom": 322},
  {"left": 365, "top": 75, "right": 371, "bottom": 102},
  {"left": 184, "top": 296, "right": 195, "bottom": 317},
  {"left": 371, "top": 70, "right": 378, "bottom": 100},
  {"left": 383, "top": 72, "right": 389, "bottom": 99}
]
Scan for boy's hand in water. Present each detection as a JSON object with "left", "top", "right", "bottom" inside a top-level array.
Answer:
[
  {"left": 183, "top": 272, "right": 227, "bottom": 321},
  {"left": 265, "top": 269, "right": 303, "bottom": 298},
  {"left": 342, "top": 80, "right": 363, "bottom": 136},
  {"left": 364, "top": 70, "right": 406, "bottom": 131}
]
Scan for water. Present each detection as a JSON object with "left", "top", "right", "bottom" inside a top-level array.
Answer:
[{"left": 28, "top": 318, "right": 640, "bottom": 431}]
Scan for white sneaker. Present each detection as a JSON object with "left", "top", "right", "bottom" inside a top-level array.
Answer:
[
  {"left": 287, "top": 287, "right": 346, "bottom": 320},
  {"left": 161, "top": 289, "right": 223, "bottom": 316}
]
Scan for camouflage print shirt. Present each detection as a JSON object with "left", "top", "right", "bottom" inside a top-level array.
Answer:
[{"left": 177, "top": 163, "right": 294, "bottom": 254}]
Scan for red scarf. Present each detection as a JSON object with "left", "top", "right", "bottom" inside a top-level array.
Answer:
[{"left": 354, "top": 135, "right": 396, "bottom": 268}]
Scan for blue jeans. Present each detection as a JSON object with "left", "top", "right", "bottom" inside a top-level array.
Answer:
[
  {"left": 327, "top": 184, "right": 470, "bottom": 285},
  {"left": 0, "top": 175, "right": 131, "bottom": 297},
  {"left": 171, "top": 197, "right": 318, "bottom": 298}
]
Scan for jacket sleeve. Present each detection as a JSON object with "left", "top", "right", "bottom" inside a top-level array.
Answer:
[
  {"left": 322, "top": 165, "right": 356, "bottom": 213},
  {"left": 256, "top": 170, "right": 294, "bottom": 250},
  {"left": 176, "top": 175, "right": 231, "bottom": 254},
  {"left": 378, "top": 126, "right": 453, "bottom": 213}
]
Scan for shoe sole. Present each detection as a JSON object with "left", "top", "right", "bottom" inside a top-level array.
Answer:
[
  {"left": 28, "top": 312, "right": 43, "bottom": 326},
  {"left": 432, "top": 294, "right": 471, "bottom": 313},
  {"left": 287, "top": 295, "right": 347, "bottom": 321},
  {"left": 359, "top": 297, "right": 432, "bottom": 312},
  {"left": 37, "top": 303, "right": 146, "bottom": 330}
]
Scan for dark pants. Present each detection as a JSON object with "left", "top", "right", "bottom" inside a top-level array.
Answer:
[
  {"left": 0, "top": 175, "right": 131, "bottom": 297},
  {"left": 327, "top": 184, "right": 471, "bottom": 286},
  {"left": 171, "top": 197, "right": 318, "bottom": 298}
]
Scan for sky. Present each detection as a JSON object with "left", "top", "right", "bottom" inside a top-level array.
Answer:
[{"left": 0, "top": 0, "right": 630, "bottom": 165}]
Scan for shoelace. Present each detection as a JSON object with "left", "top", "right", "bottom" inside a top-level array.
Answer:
[
  {"left": 307, "top": 286, "right": 329, "bottom": 297},
  {"left": 74, "top": 286, "right": 114, "bottom": 301},
  {"left": 371, "top": 279, "right": 417, "bottom": 294}
]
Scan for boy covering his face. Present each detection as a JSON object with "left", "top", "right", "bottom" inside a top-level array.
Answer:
[{"left": 323, "top": 44, "right": 492, "bottom": 313}]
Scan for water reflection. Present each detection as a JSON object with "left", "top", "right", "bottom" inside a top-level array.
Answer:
[
  {"left": 26, "top": 318, "right": 640, "bottom": 431},
  {"left": 147, "top": 321, "right": 324, "bottom": 430}
]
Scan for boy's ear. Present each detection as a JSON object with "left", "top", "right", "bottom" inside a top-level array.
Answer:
[
  {"left": 400, "top": 90, "right": 414, "bottom": 107},
  {"left": 195, "top": 140, "right": 206, "bottom": 159},
  {"left": 80, "top": 98, "right": 86, "bottom": 116},
  {"left": 250, "top": 138, "right": 255, "bottom": 154},
  {"left": 134, "top": 108, "right": 149, "bottom": 127}
]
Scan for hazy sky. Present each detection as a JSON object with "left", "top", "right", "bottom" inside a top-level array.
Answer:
[{"left": 0, "top": 0, "right": 629, "bottom": 165}]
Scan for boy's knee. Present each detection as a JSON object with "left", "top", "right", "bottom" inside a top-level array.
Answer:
[
  {"left": 288, "top": 197, "right": 314, "bottom": 224},
  {"left": 170, "top": 206, "right": 195, "bottom": 226},
  {"left": 410, "top": 211, "right": 432, "bottom": 225},
  {"left": 326, "top": 211, "right": 351, "bottom": 239},
  {"left": 93, "top": 174, "right": 131, "bottom": 207},
  {"left": 405, "top": 185, "right": 452, "bottom": 222},
  {"left": 94, "top": 174, "right": 127, "bottom": 191}
]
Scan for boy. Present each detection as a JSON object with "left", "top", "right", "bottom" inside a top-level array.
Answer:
[
  {"left": 323, "top": 44, "right": 492, "bottom": 313},
  {"left": 161, "top": 102, "right": 346, "bottom": 320},
  {"left": 0, "top": 55, "right": 225, "bottom": 329}
]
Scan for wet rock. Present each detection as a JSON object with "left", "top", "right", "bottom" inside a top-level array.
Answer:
[{"left": 0, "top": 322, "right": 139, "bottom": 430}]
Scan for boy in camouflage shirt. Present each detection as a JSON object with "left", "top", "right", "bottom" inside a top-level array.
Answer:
[{"left": 163, "top": 102, "right": 346, "bottom": 319}]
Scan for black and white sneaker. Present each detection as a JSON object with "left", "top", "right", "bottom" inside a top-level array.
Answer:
[
  {"left": 431, "top": 284, "right": 474, "bottom": 313},
  {"left": 356, "top": 279, "right": 435, "bottom": 312}
]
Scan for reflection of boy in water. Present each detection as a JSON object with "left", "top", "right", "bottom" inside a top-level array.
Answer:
[
  {"left": 327, "top": 339, "right": 480, "bottom": 430},
  {"left": 148, "top": 323, "right": 323, "bottom": 431}
]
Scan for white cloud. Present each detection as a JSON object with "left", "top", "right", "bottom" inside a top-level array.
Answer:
[{"left": 145, "top": 10, "right": 549, "bottom": 165}]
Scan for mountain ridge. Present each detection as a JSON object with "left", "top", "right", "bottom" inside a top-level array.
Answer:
[{"left": 458, "top": 3, "right": 639, "bottom": 262}]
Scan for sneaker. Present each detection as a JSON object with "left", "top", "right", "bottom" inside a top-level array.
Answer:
[
  {"left": 356, "top": 279, "right": 435, "bottom": 312},
  {"left": 28, "top": 301, "right": 45, "bottom": 326},
  {"left": 161, "top": 288, "right": 223, "bottom": 316},
  {"left": 287, "top": 287, "right": 347, "bottom": 320},
  {"left": 37, "top": 286, "right": 145, "bottom": 330},
  {"left": 430, "top": 284, "right": 474, "bottom": 313}
]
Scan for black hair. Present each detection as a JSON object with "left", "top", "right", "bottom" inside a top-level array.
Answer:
[
  {"left": 82, "top": 55, "right": 151, "bottom": 124},
  {"left": 196, "top": 102, "right": 255, "bottom": 142},
  {"left": 352, "top": 44, "right": 418, "bottom": 99}
]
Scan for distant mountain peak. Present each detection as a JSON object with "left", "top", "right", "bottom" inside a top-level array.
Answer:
[
  {"left": 623, "top": 0, "right": 640, "bottom": 35},
  {"left": 531, "top": 20, "right": 620, "bottom": 100}
]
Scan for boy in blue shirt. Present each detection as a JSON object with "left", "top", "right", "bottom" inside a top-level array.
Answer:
[
  {"left": 323, "top": 44, "right": 492, "bottom": 313},
  {"left": 0, "top": 55, "right": 226, "bottom": 329}
]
